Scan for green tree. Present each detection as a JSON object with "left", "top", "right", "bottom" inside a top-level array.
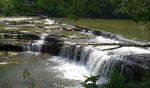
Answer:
[
  {"left": 87, "top": 0, "right": 113, "bottom": 18},
  {"left": 111, "top": 0, "right": 150, "bottom": 22},
  {"left": 66, "top": 0, "right": 85, "bottom": 21},
  {"left": 14, "top": 0, "right": 39, "bottom": 14},
  {"left": 0, "top": 0, "right": 15, "bottom": 16},
  {"left": 37, "top": 0, "right": 62, "bottom": 16}
]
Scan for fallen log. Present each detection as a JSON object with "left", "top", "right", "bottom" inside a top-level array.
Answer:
[{"left": 64, "top": 42, "right": 150, "bottom": 47}]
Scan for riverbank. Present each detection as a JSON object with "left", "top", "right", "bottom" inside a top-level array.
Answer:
[{"left": 52, "top": 18, "right": 150, "bottom": 42}]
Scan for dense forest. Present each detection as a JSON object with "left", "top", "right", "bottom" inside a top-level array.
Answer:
[
  {"left": 0, "top": 0, "right": 121, "bottom": 18},
  {"left": 0, "top": 0, "right": 150, "bottom": 22}
]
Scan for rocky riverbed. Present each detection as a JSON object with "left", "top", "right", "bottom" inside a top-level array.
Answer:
[
  {"left": 0, "top": 16, "right": 95, "bottom": 54},
  {"left": 0, "top": 16, "right": 150, "bottom": 88}
]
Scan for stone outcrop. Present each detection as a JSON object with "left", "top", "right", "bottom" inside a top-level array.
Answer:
[
  {"left": 114, "top": 54, "right": 150, "bottom": 81},
  {"left": 0, "top": 30, "right": 40, "bottom": 40},
  {"left": 0, "top": 31, "right": 63, "bottom": 55},
  {"left": 0, "top": 17, "right": 63, "bottom": 54}
]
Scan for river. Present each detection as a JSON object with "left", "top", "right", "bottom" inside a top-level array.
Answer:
[
  {"left": 0, "top": 17, "right": 150, "bottom": 88},
  {"left": 0, "top": 52, "right": 87, "bottom": 88}
]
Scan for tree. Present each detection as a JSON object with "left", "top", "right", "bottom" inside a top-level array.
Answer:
[
  {"left": 65, "top": 0, "right": 85, "bottom": 21},
  {"left": 87, "top": 0, "right": 113, "bottom": 18},
  {"left": 14, "top": 0, "right": 40, "bottom": 14},
  {"left": 37, "top": 0, "right": 61, "bottom": 16},
  {"left": 111, "top": 0, "right": 150, "bottom": 22},
  {"left": 0, "top": 0, "right": 16, "bottom": 16}
]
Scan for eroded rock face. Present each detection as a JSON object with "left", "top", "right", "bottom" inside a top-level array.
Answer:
[
  {"left": 0, "top": 30, "right": 40, "bottom": 52},
  {"left": 0, "top": 43, "right": 23, "bottom": 51},
  {"left": 114, "top": 54, "right": 150, "bottom": 81},
  {"left": 0, "top": 16, "right": 65, "bottom": 54},
  {"left": 0, "top": 16, "right": 95, "bottom": 54},
  {"left": 0, "top": 30, "right": 40, "bottom": 40},
  {"left": 0, "top": 31, "right": 64, "bottom": 54},
  {"left": 59, "top": 45, "right": 150, "bottom": 82}
]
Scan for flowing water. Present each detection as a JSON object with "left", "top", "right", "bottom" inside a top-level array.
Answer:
[
  {"left": 59, "top": 36, "right": 150, "bottom": 83},
  {"left": 0, "top": 52, "right": 85, "bottom": 88},
  {"left": 1, "top": 18, "right": 150, "bottom": 88},
  {"left": 24, "top": 33, "right": 48, "bottom": 53},
  {"left": 0, "top": 19, "right": 90, "bottom": 88}
]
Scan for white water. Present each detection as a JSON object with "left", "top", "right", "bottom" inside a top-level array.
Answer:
[
  {"left": 40, "top": 19, "right": 150, "bottom": 85},
  {"left": 44, "top": 19, "right": 55, "bottom": 25},
  {"left": 24, "top": 19, "right": 54, "bottom": 53},
  {"left": 93, "top": 36, "right": 120, "bottom": 43},
  {"left": 22, "top": 18, "right": 150, "bottom": 85},
  {"left": 92, "top": 36, "right": 150, "bottom": 55},
  {"left": 24, "top": 33, "right": 48, "bottom": 53},
  {"left": 49, "top": 56, "right": 90, "bottom": 81},
  {"left": 59, "top": 35, "right": 150, "bottom": 84}
]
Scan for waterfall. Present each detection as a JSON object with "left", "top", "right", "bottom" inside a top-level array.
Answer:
[
  {"left": 59, "top": 45, "right": 118, "bottom": 79},
  {"left": 23, "top": 19, "right": 55, "bottom": 53},
  {"left": 24, "top": 33, "right": 48, "bottom": 53},
  {"left": 59, "top": 44, "right": 150, "bottom": 82}
]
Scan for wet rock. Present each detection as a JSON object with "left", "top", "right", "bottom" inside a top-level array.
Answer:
[
  {"left": 42, "top": 43, "right": 62, "bottom": 55},
  {"left": 39, "top": 15, "right": 48, "bottom": 19},
  {"left": 0, "top": 30, "right": 40, "bottom": 40},
  {"left": 0, "top": 29, "right": 64, "bottom": 55},
  {"left": 0, "top": 43, "right": 23, "bottom": 51},
  {"left": 0, "top": 30, "right": 40, "bottom": 52},
  {"left": 21, "top": 33, "right": 40, "bottom": 40},
  {"left": 42, "top": 36, "right": 63, "bottom": 55},
  {"left": 0, "top": 57, "right": 9, "bottom": 62},
  {"left": 114, "top": 54, "right": 150, "bottom": 81}
]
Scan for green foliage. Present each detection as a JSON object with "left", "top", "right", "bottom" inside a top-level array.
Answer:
[
  {"left": 0, "top": 0, "right": 150, "bottom": 22},
  {"left": 111, "top": 0, "right": 150, "bottom": 22},
  {"left": 103, "top": 70, "right": 126, "bottom": 88},
  {"left": 37, "top": 0, "right": 65, "bottom": 16},
  {"left": 102, "top": 70, "right": 136, "bottom": 88},
  {"left": 0, "top": 0, "right": 40, "bottom": 15},
  {"left": 66, "top": 0, "right": 84, "bottom": 21},
  {"left": 37, "top": 0, "right": 58, "bottom": 12},
  {"left": 0, "top": 0, "right": 16, "bottom": 16},
  {"left": 103, "top": 67, "right": 150, "bottom": 88},
  {"left": 23, "top": 69, "right": 36, "bottom": 88},
  {"left": 81, "top": 75, "right": 100, "bottom": 88},
  {"left": 14, "top": 0, "right": 39, "bottom": 13}
]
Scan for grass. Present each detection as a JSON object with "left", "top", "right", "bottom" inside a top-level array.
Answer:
[{"left": 52, "top": 18, "right": 150, "bottom": 42}]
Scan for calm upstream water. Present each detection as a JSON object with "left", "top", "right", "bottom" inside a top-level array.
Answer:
[{"left": 0, "top": 52, "right": 88, "bottom": 88}]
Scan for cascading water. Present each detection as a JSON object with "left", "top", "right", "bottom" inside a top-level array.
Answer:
[
  {"left": 59, "top": 45, "right": 117, "bottom": 81},
  {"left": 24, "top": 33, "right": 48, "bottom": 53},
  {"left": 24, "top": 19, "right": 55, "bottom": 53},
  {"left": 59, "top": 36, "right": 150, "bottom": 84}
]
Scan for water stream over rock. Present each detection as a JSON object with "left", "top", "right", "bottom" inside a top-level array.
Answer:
[
  {"left": 0, "top": 17, "right": 150, "bottom": 87},
  {"left": 59, "top": 36, "right": 150, "bottom": 84},
  {"left": 24, "top": 33, "right": 48, "bottom": 53}
]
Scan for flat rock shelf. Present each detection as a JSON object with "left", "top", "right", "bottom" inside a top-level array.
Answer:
[{"left": 0, "top": 16, "right": 150, "bottom": 88}]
